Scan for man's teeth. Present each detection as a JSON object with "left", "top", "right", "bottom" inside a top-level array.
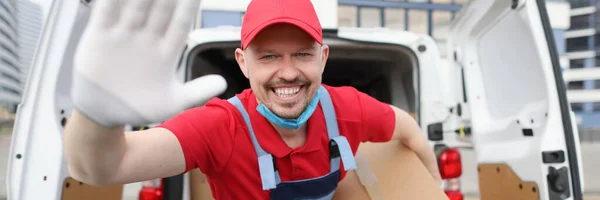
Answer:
[{"left": 274, "top": 87, "right": 300, "bottom": 97}]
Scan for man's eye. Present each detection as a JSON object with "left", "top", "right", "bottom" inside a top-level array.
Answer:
[
  {"left": 297, "top": 53, "right": 310, "bottom": 57},
  {"left": 262, "top": 55, "right": 275, "bottom": 59}
]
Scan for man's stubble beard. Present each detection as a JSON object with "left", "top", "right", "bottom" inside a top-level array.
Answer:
[
  {"left": 263, "top": 77, "right": 315, "bottom": 119},
  {"left": 270, "top": 91, "right": 312, "bottom": 119}
]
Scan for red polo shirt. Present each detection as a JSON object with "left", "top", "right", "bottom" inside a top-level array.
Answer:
[{"left": 158, "top": 84, "right": 396, "bottom": 199}]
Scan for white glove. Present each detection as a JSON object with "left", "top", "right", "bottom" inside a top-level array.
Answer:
[{"left": 72, "top": 0, "right": 226, "bottom": 127}]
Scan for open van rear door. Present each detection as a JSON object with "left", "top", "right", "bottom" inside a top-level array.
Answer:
[
  {"left": 7, "top": 1, "right": 161, "bottom": 199},
  {"left": 447, "top": 0, "right": 584, "bottom": 199}
]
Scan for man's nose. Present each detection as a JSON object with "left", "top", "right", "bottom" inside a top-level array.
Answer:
[{"left": 277, "top": 56, "right": 299, "bottom": 80}]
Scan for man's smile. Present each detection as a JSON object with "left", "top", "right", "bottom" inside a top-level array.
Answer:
[{"left": 270, "top": 85, "right": 305, "bottom": 101}]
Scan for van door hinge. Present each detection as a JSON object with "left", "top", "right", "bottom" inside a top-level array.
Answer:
[{"left": 547, "top": 166, "right": 571, "bottom": 200}]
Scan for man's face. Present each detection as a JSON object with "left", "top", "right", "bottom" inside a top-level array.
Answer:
[{"left": 235, "top": 23, "right": 329, "bottom": 119}]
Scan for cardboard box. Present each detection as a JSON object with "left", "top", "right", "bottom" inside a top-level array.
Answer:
[
  {"left": 189, "top": 139, "right": 448, "bottom": 200},
  {"left": 333, "top": 141, "right": 449, "bottom": 200}
]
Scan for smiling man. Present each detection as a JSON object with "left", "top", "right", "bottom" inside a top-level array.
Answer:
[{"left": 64, "top": 0, "right": 441, "bottom": 199}]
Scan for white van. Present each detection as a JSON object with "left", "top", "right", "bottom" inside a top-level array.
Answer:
[{"left": 6, "top": 0, "right": 585, "bottom": 200}]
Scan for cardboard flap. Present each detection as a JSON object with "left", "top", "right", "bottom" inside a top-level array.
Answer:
[{"left": 61, "top": 178, "right": 123, "bottom": 200}]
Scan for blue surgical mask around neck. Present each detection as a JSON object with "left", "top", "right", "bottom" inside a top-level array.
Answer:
[{"left": 256, "top": 87, "right": 323, "bottom": 130}]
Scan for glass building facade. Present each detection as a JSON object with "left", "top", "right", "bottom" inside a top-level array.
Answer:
[
  {"left": 565, "top": 0, "right": 600, "bottom": 139},
  {"left": 0, "top": 0, "right": 22, "bottom": 112},
  {"left": 17, "top": 0, "right": 43, "bottom": 84},
  {"left": 0, "top": 0, "right": 43, "bottom": 112},
  {"left": 336, "top": 0, "right": 467, "bottom": 58}
]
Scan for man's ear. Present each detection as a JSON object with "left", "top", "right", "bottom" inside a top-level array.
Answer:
[
  {"left": 320, "top": 44, "right": 329, "bottom": 72},
  {"left": 235, "top": 48, "right": 249, "bottom": 78}
]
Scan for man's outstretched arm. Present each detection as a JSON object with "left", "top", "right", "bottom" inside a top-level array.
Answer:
[
  {"left": 388, "top": 105, "right": 442, "bottom": 184},
  {"left": 64, "top": 110, "right": 187, "bottom": 186},
  {"left": 64, "top": 0, "right": 227, "bottom": 186}
]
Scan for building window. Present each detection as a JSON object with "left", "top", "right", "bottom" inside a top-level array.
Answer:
[
  {"left": 595, "top": 57, "right": 600, "bottom": 67},
  {"left": 384, "top": 8, "right": 405, "bottom": 30},
  {"left": 568, "top": 81, "right": 584, "bottom": 90},
  {"left": 571, "top": 0, "right": 594, "bottom": 9},
  {"left": 1, "top": 73, "right": 20, "bottom": 85},
  {"left": 569, "top": 14, "right": 591, "bottom": 30},
  {"left": 408, "top": 9, "right": 428, "bottom": 35},
  {"left": 570, "top": 59, "right": 585, "bottom": 69},
  {"left": 595, "top": 80, "right": 600, "bottom": 89},
  {"left": 0, "top": 58, "right": 19, "bottom": 72},
  {"left": 594, "top": 34, "right": 600, "bottom": 49},
  {"left": 0, "top": 43, "right": 17, "bottom": 58},
  {"left": 571, "top": 103, "right": 584, "bottom": 112},
  {"left": 0, "top": 86, "right": 20, "bottom": 96},
  {"left": 594, "top": 102, "right": 600, "bottom": 112},
  {"left": 0, "top": 1, "right": 13, "bottom": 16},
  {"left": 567, "top": 37, "right": 590, "bottom": 52},
  {"left": 338, "top": 5, "right": 358, "bottom": 28},
  {"left": 359, "top": 7, "right": 382, "bottom": 28},
  {"left": 0, "top": 15, "right": 15, "bottom": 30},
  {"left": 0, "top": 29, "right": 16, "bottom": 45}
]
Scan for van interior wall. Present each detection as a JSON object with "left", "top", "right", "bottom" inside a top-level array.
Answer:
[{"left": 187, "top": 42, "right": 416, "bottom": 113}]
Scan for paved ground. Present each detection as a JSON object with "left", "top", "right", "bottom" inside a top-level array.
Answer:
[{"left": 1, "top": 134, "right": 598, "bottom": 199}]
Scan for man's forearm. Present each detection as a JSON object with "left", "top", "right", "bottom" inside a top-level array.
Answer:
[
  {"left": 405, "top": 137, "right": 438, "bottom": 171},
  {"left": 388, "top": 105, "right": 441, "bottom": 183},
  {"left": 402, "top": 136, "right": 441, "bottom": 183},
  {"left": 63, "top": 110, "right": 127, "bottom": 185}
]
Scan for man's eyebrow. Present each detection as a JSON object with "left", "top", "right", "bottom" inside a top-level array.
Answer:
[
  {"left": 253, "top": 48, "right": 272, "bottom": 54},
  {"left": 252, "top": 46, "right": 316, "bottom": 54},
  {"left": 297, "top": 46, "right": 318, "bottom": 52}
]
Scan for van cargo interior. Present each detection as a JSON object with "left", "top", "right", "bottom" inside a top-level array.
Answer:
[{"left": 185, "top": 37, "right": 418, "bottom": 113}]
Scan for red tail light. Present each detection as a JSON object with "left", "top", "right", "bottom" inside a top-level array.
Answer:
[
  {"left": 439, "top": 147, "right": 462, "bottom": 179},
  {"left": 138, "top": 179, "right": 164, "bottom": 200},
  {"left": 444, "top": 190, "right": 464, "bottom": 200}
]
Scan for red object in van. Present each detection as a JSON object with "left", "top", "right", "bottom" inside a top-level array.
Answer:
[
  {"left": 138, "top": 178, "right": 164, "bottom": 200},
  {"left": 439, "top": 147, "right": 462, "bottom": 179}
]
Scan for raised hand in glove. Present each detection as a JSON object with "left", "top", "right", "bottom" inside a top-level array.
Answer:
[{"left": 72, "top": 0, "right": 227, "bottom": 127}]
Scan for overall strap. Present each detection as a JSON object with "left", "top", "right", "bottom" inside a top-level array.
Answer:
[
  {"left": 318, "top": 86, "right": 357, "bottom": 172},
  {"left": 227, "top": 96, "right": 278, "bottom": 190}
]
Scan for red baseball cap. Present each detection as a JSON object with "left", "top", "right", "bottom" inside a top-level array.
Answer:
[{"left": 240, "top": 0, "right": 323, "bottom": 50}]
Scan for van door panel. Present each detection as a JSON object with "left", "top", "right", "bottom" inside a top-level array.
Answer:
[
  {"left": 7, "top": 1, "right": 126, "bottom": 199},
  {"left": 447, "top": 0, "right": 583, "bottom": 199}
]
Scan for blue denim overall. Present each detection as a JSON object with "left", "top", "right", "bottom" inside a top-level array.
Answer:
[{"left": 227, "top": 86, "right": 357, "bottom": 200}]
